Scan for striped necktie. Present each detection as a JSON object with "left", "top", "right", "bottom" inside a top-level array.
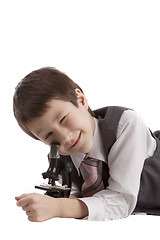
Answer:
[{"left": 80, "top": 156, "right": 105, "bottom": 197}]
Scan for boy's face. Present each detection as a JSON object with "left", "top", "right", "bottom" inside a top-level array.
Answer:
[{"left": 27, "top": 90, "right": 95, "bottom": 155}]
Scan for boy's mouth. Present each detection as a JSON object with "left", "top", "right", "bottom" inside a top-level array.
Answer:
[{"left": 69, "top": 132, "right": 81, "bottom": 149}]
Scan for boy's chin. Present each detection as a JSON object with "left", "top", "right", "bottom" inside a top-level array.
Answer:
[
  {"left": 81, "top": 141, "right": 93, "bottom": 155},
  {"left": 61, "top": 139, "right": 94, "bottom": 156}
]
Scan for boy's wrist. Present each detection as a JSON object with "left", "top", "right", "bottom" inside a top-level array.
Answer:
[{"left": 59, "top": 198, "right": 88, "bottom": 219}]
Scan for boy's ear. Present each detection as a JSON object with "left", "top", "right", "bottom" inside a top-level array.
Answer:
[{"left": 75, "top": 88, "right": 88, "bottom": 110}]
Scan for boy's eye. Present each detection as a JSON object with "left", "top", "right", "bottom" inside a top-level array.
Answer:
[
  {"left": 45, "top": 132, "right": 53, "bottom": 140},
  {"left": 60, "top": 116, "right": 66, "bottom": 123}
]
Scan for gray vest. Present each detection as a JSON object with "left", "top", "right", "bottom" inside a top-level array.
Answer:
[{"left": 61, "top": 106, "right": 160, "bottom": 215}]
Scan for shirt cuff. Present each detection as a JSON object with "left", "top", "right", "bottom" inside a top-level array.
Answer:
[{"left": 78, "top": 196, "right": 107, "bottom": 221}]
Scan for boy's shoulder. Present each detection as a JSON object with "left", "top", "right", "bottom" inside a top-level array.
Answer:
[
  {"left": 94, "top": 106, "right": 144, "bottom": 131},
  {"left": 93, "top": 106, "right": 130, "bottom": 120}
]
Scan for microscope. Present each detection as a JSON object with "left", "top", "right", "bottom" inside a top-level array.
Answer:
[{"left": 35, "top": 143, "right": 73, "bottom": 198}]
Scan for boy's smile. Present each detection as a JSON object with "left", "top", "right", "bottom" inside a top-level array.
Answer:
[{"left": 27, "top": 90, "right": 95, "bottom": 155}]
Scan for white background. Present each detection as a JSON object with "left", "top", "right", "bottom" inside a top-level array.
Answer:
[{"left": 1, "top": 0, "right": 160, "bottom": 239}]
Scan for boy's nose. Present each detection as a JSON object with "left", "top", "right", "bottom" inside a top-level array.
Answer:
[{"left": 56, "top": 128, "right": 72, "bottom": 147}]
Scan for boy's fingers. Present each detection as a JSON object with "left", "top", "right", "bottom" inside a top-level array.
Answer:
[
  {"left": 16, "top": 193, "right": 36, "bottom": 207},
  {"left": 16, "top": 196, "right": 31, "bottom": 207},
  {"left": 15, "top": 193, "right": 35, "bottom": 201},
  {"left": 22, "top": 205, "right": 30, "bottom": 212}
]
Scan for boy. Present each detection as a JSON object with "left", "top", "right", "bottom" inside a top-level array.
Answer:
[{"left": 13, "top": 67, "right": 160, "bottom": 222}]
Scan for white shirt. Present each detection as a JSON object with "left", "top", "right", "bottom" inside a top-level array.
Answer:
[{"left": 70, "top": 110, "right": 156, "bottom": 221}]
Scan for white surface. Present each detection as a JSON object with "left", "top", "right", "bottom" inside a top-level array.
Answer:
[{"left": 1, "top": 0, "right": 160, "bottom": 239}]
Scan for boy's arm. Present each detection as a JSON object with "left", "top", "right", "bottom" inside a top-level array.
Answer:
[
  {"left": 16, "top": 193, "right": 88, "bottom": 222},
  {"left": 59, "top": 197, "right": 88, "bottom": 218}
]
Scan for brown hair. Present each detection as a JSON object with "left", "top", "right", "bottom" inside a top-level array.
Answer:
[{"left": 13, "top": 67, "right": 94, "bottom": 140}]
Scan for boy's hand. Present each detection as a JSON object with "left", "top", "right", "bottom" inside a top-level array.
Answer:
[
  {"left": 15, "top": 193, "right": 88, "bottom": 222},
  {"left": 15, "top": 193, "right": 62, "bottom": 222}
]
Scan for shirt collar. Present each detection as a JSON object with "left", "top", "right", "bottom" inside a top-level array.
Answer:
[{"left": 70, "top": 117, "right": 106, "bottom": 174}]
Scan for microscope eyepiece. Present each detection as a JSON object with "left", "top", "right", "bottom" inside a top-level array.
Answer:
[{"left": 49, "top": 143, "right": 60, "bottom": 159}]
